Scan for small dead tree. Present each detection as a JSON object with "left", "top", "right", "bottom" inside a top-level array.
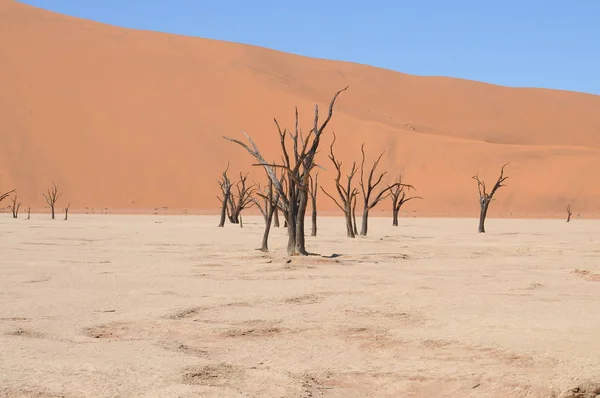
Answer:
[
  {"left": 389, "top": 177, "right": 421, "bottom": 226},
  {"left": 308, "top": 171, "right": 319, "bottom": 237},
  {"left": 27, "top": 207, "right": 31, "bottom": 220},
  {"left": 358, "top": 144, "right": 398, "bottom": 236},
  {"left": 472, "top": 163, "right": 509, "bottom": 233},
  {"left": 225, "top": 86, "right": 347, "bottom": 255},
  {"left": 321, "top": 133, "right": 359, "bottom": 238},
  {"left": 64, "top": 203, "right": 71, "bottom": 220},
  {"left": 566, "top": 205, "right": 572, "bottom": 222},
  {"left": 42, "top": 182, "right": 62, "bottom": 220},
  {"left": 217, "top": 163, "right": 232, "bottom": 227},
  {"left": 227, "top": 173, "right": 256, "bottom": 226},
  {"left": 9, "top": 192, "right": 22, "bottom": 219}
]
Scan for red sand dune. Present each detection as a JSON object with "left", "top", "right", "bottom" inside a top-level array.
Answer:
[{"left": 2, "top": 0, "right": 600, "bottom": 218}]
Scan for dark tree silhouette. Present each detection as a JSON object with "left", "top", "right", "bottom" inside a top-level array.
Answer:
[
  {"left": 389, "top": 177, "right": 421, "bottom": 226},
  {"left": 0, "top": 189, "right": 15, "bottom": 205},
  {"left": 358, "top": 144, "right": 398, "bottom": 236},
  {"left": 308, "top": 171, "right": 319, "bottom": 237},
  {"left": 351, "top": 194, "right": 358, "bottom": 236},
  {"left": 225, "top": 86, "right": 348, "bottom": 255},
  {"left": 42, "top": 182, "right": 62, "bottom": 220},
  {"left": 472, "top": 163, "right": 509, "bottom": 233},
  {"left": 217, "top": 163, "right": 232, "bottom": 227},
  {"left": 566, "top": 205, "right": 572, "bottom": 223},
  {"left": 226, "top": 172, "right": 256, "bottom": 226},
  {"left": 27, "top": 207, "right": 31, "bottom": 220},
  {"left": 9, "top": 192, "right": 21, "bottom": 219},
  {"left": 64, "top": 203, "right": 71, "bottom": 220},
  {"left": 321, "top": 133, "right": 359, "bottom": 238},
  {"left": 252, "top": 177, "right": 282, "bottom": 252}
]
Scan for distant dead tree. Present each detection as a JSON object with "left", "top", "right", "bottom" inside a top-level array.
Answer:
[
  {"left": 225, "top": 86, "right": 348, "bottom": 255},
  {"left": 64, "top": 203, "right": 71, "bottom": 220},
  {"left": 566, "top": 205, "right": 572, "bottom": 222},
  {"left": 389, "top": 177, "right": 421, "bottom": 226},
  {"left": 472, "top": 163, "right": 509, "bottom": 233},
  {"left": 227, "top": 173, "right": 256, "bottom": 226},
  {"left": 321, "top": 132, "right": 359, "bottom": 238},
  {"left": 252, "top": 177, "right": 283, "bottom": 252},
  {"left": 308, "top": 171, "right": 319, "bottom": 237},
  {"left": 42, "top": 182, "right": 62, "bottom": 220},
  {"left": 217, "top": 163, "right": 232, "bottom": 227},
  {"left": 27, "top": 207, "right": 31, "bottom": 220},
  {"left": 358, "top": 144, "right": 398, "bottom": 236},
  {"left": 9, "top": 192, "right": 22, "bottom": 219}
]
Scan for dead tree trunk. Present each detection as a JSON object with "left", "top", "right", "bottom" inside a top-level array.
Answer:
[
  {"left": 252, "top": 178, "right": 282, "bottom": 252},
  {"left": 217, "top": 163, "right": 232, "bottom": 227},
  {"left": 321, "top": 133, "right": 359, "bottom": 238},
  {"left": 225, "top": 86, "right": 348, "bottom": 256},
  {"left": 27, "top": 207, "right": 31, "bottom": 220},
  {"left": 566, "top": 205, "right": 572, "bottom": 222},
  {"left": 42, "top": 182, "right": 62, "bottom": 220},
  {"left": 389, "top": 177, "right": 421, "bottom": 226},
  {"left": 64, "top": 203, "right": 71, "bottom": 220},
  {"left": 358, "top": 144, "right": 398, "bottom": 236},
  {"left": 9, "top": 192, "right": 22, "bottom": 219},
  {"left": 308, "top": 171, "right": 319, "bottom": 237},
  {"left": 473, "top": 163, "right": 509, "bottom": 233},
  {"left": 273, "top": 207, "right": 280, "bottom": 227},
  {"left": 351, "top": 195, "right": 358, "bottom": 236}
]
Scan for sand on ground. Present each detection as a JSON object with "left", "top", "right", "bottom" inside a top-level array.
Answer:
[{"left": 1, "top": 214, "right": 599, "bottom": 397}]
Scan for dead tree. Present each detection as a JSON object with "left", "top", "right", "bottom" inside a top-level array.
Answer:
[
  {"left": 308, "top": 171, "right": 319, "bottom": 237},
  {"left": 225, "top": 86, "right": 348, "bottom": 255},
  {"left": 566, "top": 205, "right": 572, "bottom": 222},
  {"left": 9, "top": 192, "right": 22, "bottom": 219},
  {"left": 0, "top": 189, "right": 15, "bottom": 205},
  {"left": 472, "top": 163, "right": 509, "bottom": 233},
  {"left": 358, "top": 144, "right": 398, "bottom": 236},
  {"left": 226, "top": 173, "right": 256, "bottom": 226},
  {"left": 217, "top": 163, "right": 232, "bottom": 227},
  {"left": 42, "top": 182, "right": 62, "bottom": 220},
  {"left": 27, "top": 207, "right": 31, "bottom": 220},
  {"left": 389, "top": 177, "right": 421, "bottom": 226},
  {"left": 351, "top": 194, "right": 358, "bottom": 236},
  {"left": 64, "top": 203, "right": 71, "bottom": 220},
  {"left": 321, "top": 133, "right": 359, "bottom": 238},
  {"left": 252, "top": 178, "right": 282, "bottom": 252}
]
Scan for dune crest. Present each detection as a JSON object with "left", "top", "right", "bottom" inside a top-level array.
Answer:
[{"left": 2, "top": 1, "right": 600, "bottom": 217}]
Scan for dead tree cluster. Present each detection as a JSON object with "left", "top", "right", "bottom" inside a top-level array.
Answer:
[
  {"left": 389, "top": 178, "right": 421, "bottom": 226},
  {"left": 217, "top": 163, "right": 256, "bottom": 228}
]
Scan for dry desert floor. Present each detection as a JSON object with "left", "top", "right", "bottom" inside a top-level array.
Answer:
[{"left": 1, "top": 215, "right": 600, "bottom": 398}]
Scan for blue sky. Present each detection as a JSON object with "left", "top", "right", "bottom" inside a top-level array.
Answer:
[{"left": 22, "top": 0, "right": 600, "bottom": 95}]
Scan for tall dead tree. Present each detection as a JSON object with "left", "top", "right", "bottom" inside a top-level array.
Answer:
[
  {"left": 9, "top": 192, "right": 21, "bottom": 219},
  {"left": 42, "top": 182, "right": 62, "bottom": 220},
  {"left": 472, "top": 163, "right": 509, "bottom": 233},
  {"left": 225, "top": 86, "right": 348, "bottom": 255},
  {"left": 566, "top": 205, "right": 572, "bottom": 222},
  {"left": 358, "top": 144, "right": 398, "bottom": 236},
  {"left": 321, "top": 133, "right": 359, "bottom": 238},
  {"left": 64, "top": 203, "right": 71, "bottom": 220},
  {"left": 389, "top": 177, "right": 421, "bottom": 226},
  {"left": 308, "top": 171, "right": 319, "bottom": 237},
  {"left": 217, "top": 163, "right": 232, "bottom": 227},
  {"left": 227, "top": 173, "right": 256, "bottom": 226}
]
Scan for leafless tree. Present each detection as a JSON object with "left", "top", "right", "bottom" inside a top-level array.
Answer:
[
  {"left": 389, "top": 177, "right": 421, "bottom": 226},
  {"left": 64, "top": 203, "right": 71, "bottom": 220},
  {"left": 42, "top": 182, "right": 62, "bottom": 220},
  {"left": 358, "top": 144, "right": 398, "bottom": 236},
  {"left": 1, "top": 189, "right": 15, "bottom": 205},
  {"left": 308, "top": 171, "right": 319, "bottom": 237},
  {"left": 472, "top": 163, "right": 509, "bottom": 233},
  {"left": 321, "top": 133, "right": 359, "bottom": 238},
  {"left": 217, "top": 162, "right": 232, "bottom": 227},
  {"left": 227, "top": 173, "right": 256, "bottom": 226},
  {"left": 252, "top": 177, "right": 283, "bottom": 252},
  {"left": 566, "top": 205, "right": 572, "bottom": 222},
  {"left": 225, "top": 86, "right": 348, "bottom": 255},
  {"left": 27, "top": 207, "right": 31, "bottom": 220},
  {"left": 351, "top": 194, "right": 358, "bottom": 236},
  {"left": 9, "top": 192, "right": 21, "bottom": 219}
]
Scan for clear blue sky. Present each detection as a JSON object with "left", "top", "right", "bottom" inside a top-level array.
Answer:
[{"left": 22, "top": 0, "right": 600, "bottom": 95}]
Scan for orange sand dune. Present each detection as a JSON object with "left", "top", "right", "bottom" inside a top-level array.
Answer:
[{"left": 2, "top": 0, "right": 600, "bottom": 218}]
